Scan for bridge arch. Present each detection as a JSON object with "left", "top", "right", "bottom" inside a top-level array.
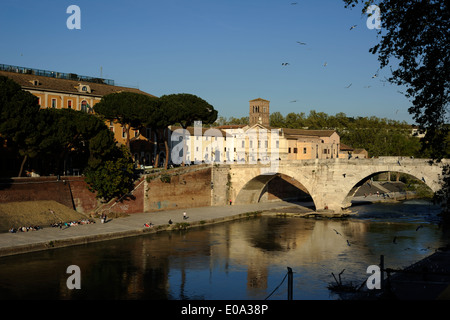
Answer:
[
  {"left": 232, "top": 167, "right": 316, "bottom": 208},
  {"left": 339, "top": 169, "right": 439, "bottom": 210}
]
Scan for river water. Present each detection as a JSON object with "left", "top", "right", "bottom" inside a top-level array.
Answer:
[{"left": 0, "top": 200, "right": 449, "bottom": 300}]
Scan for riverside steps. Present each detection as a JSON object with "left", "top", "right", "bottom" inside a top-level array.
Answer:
[{"left": 0, "top": 201, "right": 314, "bottom": 258}]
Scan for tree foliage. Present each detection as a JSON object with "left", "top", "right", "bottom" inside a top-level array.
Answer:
[
  {"left": 160, "top": 93, "right": 218, "bottom": 129},
  {"left": 343, "top": 0, "right": 449, "bottom": 160},
  {"left": 94, "top": 92, "right": 159, "bottom": 149},
  {"left": 83, "top": 144, "right": 135, "bottom": 202},
  {"left": 0, "top": 76, "right": 41, "bottom": 176}
]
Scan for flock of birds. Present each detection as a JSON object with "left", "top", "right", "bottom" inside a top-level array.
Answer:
[{"left": 283, "top": 2, "right": 383, "bottom": 103}]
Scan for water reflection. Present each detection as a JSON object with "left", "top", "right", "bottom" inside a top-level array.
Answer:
[{"left": 0, "top": 201, "right": 448, "bottom": 300}]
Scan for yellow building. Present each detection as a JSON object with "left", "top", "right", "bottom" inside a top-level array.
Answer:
[
  {"left": 282, "top": 128, "right": 342, "bottom": 160},
  {"left": 0, "top": 64, "right": 161, "bottom": 168}
]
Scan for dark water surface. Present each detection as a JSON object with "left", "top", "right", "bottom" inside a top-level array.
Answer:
[{"left": 0, "top": 200, "right": 449, "bottom": 300}]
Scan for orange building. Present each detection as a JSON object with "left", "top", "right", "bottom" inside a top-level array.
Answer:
[{"left": 0, "top": 64, "right": 163, "bottom": 173}]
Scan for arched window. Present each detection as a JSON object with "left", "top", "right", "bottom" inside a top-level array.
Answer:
[{"left": 81, "top": 100, "right": 87, "bottom": 112}]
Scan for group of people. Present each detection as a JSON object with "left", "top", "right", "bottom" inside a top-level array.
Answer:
[
  {"left": 9, "top": 225, "right": 42, "bottom": 233},
  {"left": 363, "top": 191, "right": 391, "bottom": 199},
  {"left": 51, "top": 219, "right": 95, "bottom": 228}
]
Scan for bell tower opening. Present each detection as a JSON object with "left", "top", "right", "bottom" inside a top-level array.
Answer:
[{"left": 249, "top": 98, "right": 270, "bottom": 127}]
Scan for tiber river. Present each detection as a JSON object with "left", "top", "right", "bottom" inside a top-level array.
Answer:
[{"left": 0, "top": 200, "right": 449, "bottom": 300}]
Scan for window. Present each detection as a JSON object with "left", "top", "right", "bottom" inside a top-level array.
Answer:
[
  {"left": 276, "top": 141, "right": 279, "bottom": 148},
  {"left": 82, "top": 86, "right": 88, "bottom": 92},
  {"left": 81, "top": 100, "right": 88, "bottom": 112},
  {"left": 250, "top": 141, "right": 253, "bottom": 148},
  {"left": 134, "top": 130, "right": 140, "bottom": 138},
  {"left": 265, "top": 140, "right": 268, "bottom": 148},
  {"left": 294, "top": 148, "right": 298, "bottom": 154},
  {"left": 122, "top": 128, "right": 127, "bottom": 139},
  {"left": 109, "top": 122, "right": 114, "bottom": 132},
  {"left": 288, "top": 147, "right": 291, "bottom": 153},
  {"left": 51, "top": 98, "right": 57, "bottom": 108},
  {"left": 303, "top": 148, "right": 307, "bottom": 154},
  {"left": 242, "top": 141, "right": 245, "bottom": 148},
  {"left": 67, "top": 100, "right": 72, "bottom": 109}
]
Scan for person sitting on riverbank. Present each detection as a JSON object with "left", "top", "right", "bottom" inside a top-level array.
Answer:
[{"left": 144, "top": 222, "right": 154, "bottom": 228}]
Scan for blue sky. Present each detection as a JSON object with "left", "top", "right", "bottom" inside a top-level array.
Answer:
[{"left": 0, "top": 0, "right": 414, "bottom": 123}]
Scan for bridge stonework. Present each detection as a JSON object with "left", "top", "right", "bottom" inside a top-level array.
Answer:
[{"left": 211, "top": 158, "right": 449, "bottom": 213}]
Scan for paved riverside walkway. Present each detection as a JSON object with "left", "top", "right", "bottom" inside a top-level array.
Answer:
[{"left": 0, "top": 201, "right": 313, "bottom": 257}]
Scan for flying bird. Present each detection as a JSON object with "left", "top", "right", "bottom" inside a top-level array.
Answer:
[
  {"left": 346, "top": 240, "right": 351, "bottom": 246},
  {"left": 333, "top": 229, "right": 342, "bottom": 236},
  {"left": 297, "top": 41, "right": 306, "bottom": 45},
  {"left": 323, "top": 62, "right": 327, "bottom": 67},
  {"left": 345, "top": 83, "right": 352, "bottom": 88},
  {"left": 350, "top": 25, "right": 357, "bottom": 30},
  {"left": 282, "top": 62, "right": 290, "bottom": 66},
  {"left": 290, "top": 100, "right": 297, "bottom": 103}
]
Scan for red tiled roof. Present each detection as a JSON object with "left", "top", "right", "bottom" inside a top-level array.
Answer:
[{"left": 0, "top": 70, "right": 156, "bottom": 98}]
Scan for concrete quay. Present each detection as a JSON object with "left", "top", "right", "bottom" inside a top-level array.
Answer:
[{"left": 0, "top": 201, "right": 313, "bottom": 258}]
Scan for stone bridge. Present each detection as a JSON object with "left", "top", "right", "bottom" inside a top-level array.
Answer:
[{"left": 211, "top": 157, "right": 449, "bottom": 213}]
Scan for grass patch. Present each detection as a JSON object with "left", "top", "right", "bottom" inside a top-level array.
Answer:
[{"left": 0, "top": 200, "right": 90, "bottom": 232}]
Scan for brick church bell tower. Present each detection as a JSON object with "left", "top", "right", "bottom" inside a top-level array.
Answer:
[{"left": 249, "top": 98, "right": 270, "bottom": 127}]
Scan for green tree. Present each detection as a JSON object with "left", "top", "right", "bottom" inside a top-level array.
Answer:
[
  {"left": 84, "top": 144, "right": 134, "bottom": 202},
  {"left": 160, "top": 93, "right": 218, "bottom": 129},
  {"left": 343, "top": 0, "right": 449, "bottom": 160},
  {"left": 33, "top": 108, "right": 117, "bottom": 175},
  {"left": 159, "top": 93, "right": 217, "bottom": 166},
  {"left": 269, "top": 111, "right": 285, "bottom": 128},
  {"left": 0, "top": 76, "right": 41, "bottom": 176},
  {"left": 94, "top": 92, "right": 157, "bottom": 150}
]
